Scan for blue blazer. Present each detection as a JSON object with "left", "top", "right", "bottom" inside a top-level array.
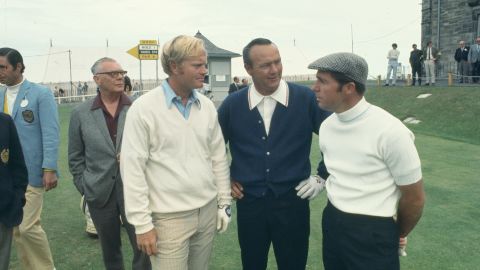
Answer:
[{"left": 0, "top": 80, "right": 59, "bottom": 187}]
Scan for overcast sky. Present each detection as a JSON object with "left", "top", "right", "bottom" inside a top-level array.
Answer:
[{"left": 1, "top": 0, "right": 422, "bottom": 83}]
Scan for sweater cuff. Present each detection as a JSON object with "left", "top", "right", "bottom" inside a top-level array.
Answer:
[
  {"left": 217, "top": 192, "right": 232, "bottom": 206},
  {"left": 134, "top": 223, "right": 155, "bottom": 235}
]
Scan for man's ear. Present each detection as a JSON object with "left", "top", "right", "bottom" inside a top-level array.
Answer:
[
  {"left": 343, "top": 82, "right": 356, "bottom": 95},
  {"left": 170, "top": 60, "right": 180, "bottom": 75},
  {"left": 93, "top": 75, "right": 100, "bottom": 85},
  {"left": 245, "top": 64, "right": 253, "bottom": 77}
]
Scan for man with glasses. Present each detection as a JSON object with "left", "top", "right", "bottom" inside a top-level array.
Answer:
[
  {"left": 468, "top": 37, "right": 480, "bottom": 83},
  {"left": 0, "top": 47, "right": 59, "bottom": 270},
  {"left": 68, "top": 57, "right": 151, "bottom": 270}
]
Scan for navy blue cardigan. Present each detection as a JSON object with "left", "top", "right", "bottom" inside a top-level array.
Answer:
[
  {"left": 0, "top": 113, "right": 28, "bottom": 227},
  {"left": 218, "top": 82, "right": 330, "bottom": 197}
]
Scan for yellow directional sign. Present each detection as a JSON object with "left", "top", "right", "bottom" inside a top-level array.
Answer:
[
  {"left": 140, "top": 40, "right": 158, "bottom": 45},
  {"left": 126, "top": 46, "right": 139, "bottom": 59},
  {"left": 127, "top": 40, "right": 159, "bottom": 60},
  {"left": 139, "top": 54, "right": 158, "bottom": 60}
]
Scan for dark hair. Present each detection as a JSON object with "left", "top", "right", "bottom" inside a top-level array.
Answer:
[
  {"left": 124, "top": 75, "right": 132, "bottom": 91},
  {"left": 392, "top": 43, "right": 397, "bottom": 48},
  {"left": 242, "top": 38, "right": 273, "bottom": 66},
  {"left": 329, "top": 71, "right": 366, "bottom": 95},
  {"left": 0, "top": 47, "right": 25, "bottom": 73}
]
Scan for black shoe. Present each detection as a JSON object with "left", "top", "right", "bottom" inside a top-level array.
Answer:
[
  {"left": 425, "top": 83, "right": 430, "bottom": 86},
  {"left": 383, "top": 84, "right": 389, "bottom": 86}
]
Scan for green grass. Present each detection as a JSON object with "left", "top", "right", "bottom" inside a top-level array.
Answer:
[
  {"left": 8, "top": 86, "right": 480, "bottom": 269},
  {"left": 364, "top": 86, "right": 480, "bottom": 145}
]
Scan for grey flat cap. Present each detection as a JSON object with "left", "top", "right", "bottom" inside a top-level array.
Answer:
[{"left": 308, "top": 52, "right": 368, "bottom": 86}]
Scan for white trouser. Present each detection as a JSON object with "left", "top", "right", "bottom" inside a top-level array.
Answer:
[
  {"left": 385, "top": 60, "right": 398, "bottom": 84},
  {"left": 425, "top": 60, "right": 436, "bottom": 83}
]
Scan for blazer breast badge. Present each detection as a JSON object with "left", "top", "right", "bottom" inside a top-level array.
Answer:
[
  {"left": 0, "top": 149, "right": 9, "bottom": 164},
  {"left": 22, "top": 110, "right": 34, "bottom": 123}
]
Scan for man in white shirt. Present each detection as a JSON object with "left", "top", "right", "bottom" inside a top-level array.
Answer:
[
  {"left": 423, "top": 41, "right": 438, "bottom": 86},
  {"left": 308, "top": 52, "right": 425, "bottom": 270},
  {"left": 384, "top": 43, "right": 400, "bottom": 86},
  {"left": 120, "top": 35, "right": 232, "bottom": 270}
]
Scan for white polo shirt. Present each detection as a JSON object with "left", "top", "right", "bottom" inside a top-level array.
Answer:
[
  {"left": 248, "top": 79, "right": 289, "bottom": 135},
  {"left": 319, "top": 97, "right": 422, "bottom": 217}
]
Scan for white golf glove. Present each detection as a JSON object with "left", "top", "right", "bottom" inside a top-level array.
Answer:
[
  {"left": 295, "top": 175, "right": 326, "bottom": 200},
  {"left": 217, "top": 204, "right": 232, "bottom": 233}
]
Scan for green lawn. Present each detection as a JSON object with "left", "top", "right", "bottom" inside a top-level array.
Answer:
[{"left": 8, "top": 86, "right": 480, "bottom": 269}]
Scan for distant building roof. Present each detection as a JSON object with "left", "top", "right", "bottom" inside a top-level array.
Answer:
[{"left": 195, "top": 31, "right": 241, "bottom": 58}]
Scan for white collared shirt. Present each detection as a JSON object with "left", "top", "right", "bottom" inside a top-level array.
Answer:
[
  {"left": 4, "top": 77, "right": 25, "bottom": 115},
  {"left": 248, "top": 80, "right": 289, "bottom": 135},
  {"left": 427, "top": 47, "right": 433, "bottom": 60}
]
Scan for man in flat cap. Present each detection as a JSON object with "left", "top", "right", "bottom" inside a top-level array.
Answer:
[{"left": 308, "top": 52, "right": 425, "bottom": 270}]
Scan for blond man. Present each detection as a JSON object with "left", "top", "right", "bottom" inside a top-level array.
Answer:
[{"left": 121, "top": 35, "right": 232, "bottom": 270}]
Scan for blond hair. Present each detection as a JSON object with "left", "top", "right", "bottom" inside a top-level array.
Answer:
[{"left": 161, "top": 35, "right": 206, "bottom": 75}]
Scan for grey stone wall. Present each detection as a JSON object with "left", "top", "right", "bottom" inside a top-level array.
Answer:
[{"left": 422, "top": 0, "right": 479, "bottom": 75}]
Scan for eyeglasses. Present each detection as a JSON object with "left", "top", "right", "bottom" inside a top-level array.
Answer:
[{"left": 95, "top": 70, "right": 128, "bottom": 78}]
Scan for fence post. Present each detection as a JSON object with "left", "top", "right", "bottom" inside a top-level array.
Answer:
[
  {"left": 448, "top": 72, "right": 452, "bottom": 86},
  {"left": 407, "top": 74, "right": 411, "bottom": 86},
  {"left": 377, "top": 75, "right": 381, "bottom": 87}
]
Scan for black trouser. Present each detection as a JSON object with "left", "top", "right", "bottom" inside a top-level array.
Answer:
[
  {"left": 411, "top": 64, "right": 422, "bottom": 85},
  {"left": 88, "top": 180, "right": 151, "bottom": 270},
  {"left": 322, "top": 201, "right": 399, "bottom": 270},
  {"left": 236, "top": 189, "right": 310, "bottom": 270},
  {"left": 472, "top": 61, "right": 480, "bottom": 82}
]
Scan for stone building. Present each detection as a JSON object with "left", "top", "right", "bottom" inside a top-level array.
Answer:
[{"left": 422, "top": 0, "right": 480, "bottom": 75}]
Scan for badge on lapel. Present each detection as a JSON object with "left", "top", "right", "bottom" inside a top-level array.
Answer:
[
  {"left": 22, "top": 110, "right": 34, "bottom": 123},
  {"left": 0, "top": 149, "right": 9, "bottom": 164}
]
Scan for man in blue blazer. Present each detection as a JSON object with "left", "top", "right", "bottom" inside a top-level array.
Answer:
[
  {"left": 0, "top": 47, "right": 59, "bottom": 270},
  {"left": 0, "top": 112, "right": 28, "bottom": 270}
]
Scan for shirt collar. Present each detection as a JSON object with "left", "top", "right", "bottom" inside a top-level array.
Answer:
[
  {"left": 336, "top": 96, "right": 370, "bottom": 122},
  {"left": 6, "top": 77, "right": 25, "bottom": 93},
  {"left": 91, "top": 92, "right": 132, "bottom": 111},
  {"left": 248, "top": 79, "right": 289, "bottom": 110},
  {"left": 162, "top": 79, "right": 201, "bottom": 109}
]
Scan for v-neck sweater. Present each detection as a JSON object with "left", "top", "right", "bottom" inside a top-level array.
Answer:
[{"left": 120, "top": 85, "right": 231, "bottom": 234}]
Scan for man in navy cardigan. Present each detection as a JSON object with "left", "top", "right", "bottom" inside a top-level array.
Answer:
[
  {"left": 0, "top": 112, "right": 28, "bottom": 270},
  {"left": 218, "top": 38, "right": 330, "bottom": 270}
]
